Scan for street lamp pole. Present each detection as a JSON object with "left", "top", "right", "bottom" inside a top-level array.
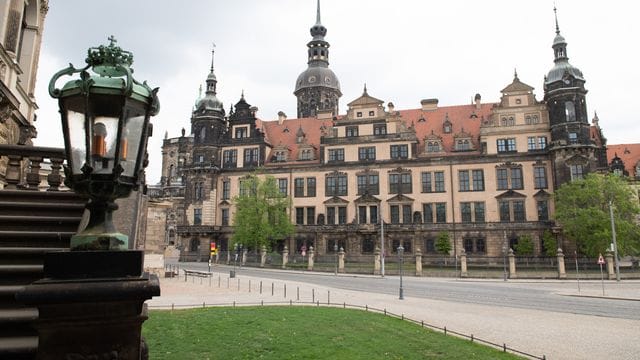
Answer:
[
  {"left": 334, "top": 243, "right": 338, "bottom": 276},
  {"left": 398, "top": 244, "right": 404, "bottom": 300},
  {"left": 609, "top": 201, "right": 621, "bottom": 281}
]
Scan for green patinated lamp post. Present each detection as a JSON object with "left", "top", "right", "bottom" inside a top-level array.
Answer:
[{"left": 49, "top": 35, "right": 159, "bottom": 251}]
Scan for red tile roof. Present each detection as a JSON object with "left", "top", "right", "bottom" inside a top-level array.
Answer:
[
  {"left": 258, "top": 103, "right": 495, "bottom": 164},
  {"left": 607, "top": 143, "right": 640, "bottom": 177}
]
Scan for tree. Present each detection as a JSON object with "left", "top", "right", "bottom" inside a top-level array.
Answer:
[
  {"left": 554, "top": 173, "right": 640, "bottom": 257},
  {"left": 232, "top": 174, "right": 294, "bottom": 251},
  {"left": 541, "top": 230, "right": 557, "bottom": 257},
  {"left": 514, "top": 234, "right": 534, "bottom": 256},
  {"left": 435, "top": 231, "right": 451, "bottom": 264}
]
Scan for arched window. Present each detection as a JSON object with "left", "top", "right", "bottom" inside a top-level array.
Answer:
[{"left": 565, "top": 101, "right": 576, "bottom": 122}]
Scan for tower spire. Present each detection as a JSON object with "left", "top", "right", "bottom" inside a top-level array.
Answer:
[
  {"left": 210, "top": 43, "right": 216, "bottom": 72},
  {"left": 554, "top": 5, "right": 560, "bottom": 34},
  {"left": 316, "top": 0, "right": 321, "bottom": 25}
]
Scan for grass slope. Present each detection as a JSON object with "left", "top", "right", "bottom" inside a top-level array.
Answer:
[{"left": 143, "top": 306, "right": 521, "bottom": 360}]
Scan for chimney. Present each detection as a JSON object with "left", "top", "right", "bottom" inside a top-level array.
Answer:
[
  {"left": 474, "top": 93, "right": 481, "bottom": 110},
  {"left": 420, "top": 98, "right": 438, "bottom": 111},
  {"left": 387, "top": 102, "right": 395, "bottom": 113},
  {"left": 278, "top": 111, "right": 287, "bottom": 125}
]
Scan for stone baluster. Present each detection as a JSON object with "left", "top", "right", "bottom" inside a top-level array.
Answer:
[
  {"left": 47, "top": 157, "right": 64, "bottom": 191},
  {"left": 5, "top": 154, "right": 22, "bottom": 189},
  {"left": 415, "top": 248, "right": 422, "bottom": 276},
  {"left": 338, "top": 247, "right": 345, "bottom": 273},
  {"left": 508, "top": 248, "right": 517, "bottom": 279},
  {"left": 307, "top": 246, "right": 314, "bottom": 271},
  {"left": 282, "top": 245, "right": 289, "bottom": 269},
  {"left": 460, "top": 249, "right": 468, "bottom": 278},
  {"left": 26, "top": 155, "right": 43, "bottom": 190},
  {"left": 557, "top": 248, "right": 566, "bottom": 279}
]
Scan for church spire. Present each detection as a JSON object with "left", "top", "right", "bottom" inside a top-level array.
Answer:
[
  {"left": 315, "top": 0, "right": 321, "bottom": 25},
  {"left": 552, "top": 6, "right": 568, "bottom": 63},
  {"left": 206, "top": 44, "right": 217, "bottom": 95}
]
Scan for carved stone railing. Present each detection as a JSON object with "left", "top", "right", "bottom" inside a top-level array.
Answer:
[{"left": 0, "top": 144, "right": 66, "bottom": 191}]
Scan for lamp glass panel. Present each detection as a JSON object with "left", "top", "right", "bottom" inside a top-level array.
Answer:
[
  {"left": 66, "top": 110, "right": 86, "bottom": 175},
  {"left": 121, "top": 114, "right": 145, "bottom": 177}
]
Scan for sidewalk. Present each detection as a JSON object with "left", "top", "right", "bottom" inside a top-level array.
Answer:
[{"left": 148, "top": 270, "right": 640, "bottom": 360}]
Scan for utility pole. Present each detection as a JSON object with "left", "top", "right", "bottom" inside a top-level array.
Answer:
[{"left": 609, "top": 201, "right": 621, "bottom": 281}]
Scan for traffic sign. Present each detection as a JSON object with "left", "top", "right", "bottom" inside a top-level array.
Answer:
[{"left": 597, "top": 254, "right": 605, "bottom": 265}]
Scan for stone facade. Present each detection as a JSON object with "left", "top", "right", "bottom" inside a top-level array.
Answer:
[
  {"left": 146, "top": 6, "right": 612, "bottom": 261},
  {"left": 0, "top": 0, "right": 48, "bottom": 187}
]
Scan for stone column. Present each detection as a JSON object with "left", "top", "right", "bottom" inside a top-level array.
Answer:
[
  {"left": 338, "top": 247, "right": 345, "bottom": 273},
  {"left": 260, "top": 245, "right": 267, "bottom": 268},
  {"left": 226, "top": 250, "right": 230, "bottom": 265},
  {"left": 605, "top": 251, "right": 615, "bottom": 280},
  {"left": 373, "top": 246, "right": 381, "bottom": 275},
  {"left": 307, "top": 246, "right": 315, "bottom": 271},
  {"left": 242, "top": 248, "right": 247, "bottom": 266},
  {"left": 508, "top": 249, "right": 517, "bottom": 279},
  {"left": 557, "top": 248, "right": 566, "bottom": 279},
  {"left": 415, "top": 248, "right": 423, "bottom": 276},
  {"left": 460, "top": 249, "right": 468, "bottom": 278},
  {"left": 282, "top": 245, "right": 289, "bottom": 269}
]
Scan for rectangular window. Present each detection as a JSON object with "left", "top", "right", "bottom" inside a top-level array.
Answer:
[
  {"left": 307, "top": 177, "right": 316, "bottom": 197},
  {"left": 222, "top": 180, "right": 230, "bottom": 200},
  {"left": 338, "top": 207, "right": 347, "bottom": 224},
  {"left": 374, "top": 124, "right": 387, "bottom": 135},
  {"left": 327, "top": 207, "right": 336, "bottom": 225},
  {"left": 460, "top": 202, "right": 472, "bottom": 223},
  {"left": 497, "top": 139, "right": 507, "bottom": 153},
  {"left": 527, "top": 137, "right": 536, "bottom": 151},
  {"left": 390, "top": 144, "right": 409, "bottom": 159},
  {"left": 278, "top": 178, "right": 288, "bottom": 195},
  {"left": 497, "top": 138, "right": 516, "bottom": 153},
  {"left": 534, "top": 167, "right": 548, "bottom": 189},
  {"left": 507, "top": 138, "right": 517, "bottom": 152},
  {"left": 369, "top": 110, "right": 375, "bottom": 116},
  {"left": 458, "top": 170, "right": 470, "bottom": 191},
  {"left": 369, "top": 205, "right": 378, "bottom": 224},
  {"left": 474, "top": 202, "right": 485, "bottom": 223},
  {"left": 513, "top": 200, "right": 526, "bottom": 221},
  {"left": 356, "top": 111, "right": 363, "bottom": 118},
  {"left": 472, "top": 170, "right": 485, "bottom": 191},
  {"left": 497, "top": 169, "right": 508, "bottom": 190},
  {"left": 511, "top": 168, "right": 523, "bottom": 189},
  {"left": 537, "top": 136, "right": 547, "bottom": 150},
  {"left": 362, "top": 235, "right": 375, "bottom": 253},
  {"left": 295, "top": 208, "right": 304, "bottom": 225},
  {"left": 328, "top": 148, "right": 345, "bottom": 162},
  {"left": 390, "top": 205, "right": 400, "bottom": 224},
  {"left": 346, "top": 126, "right": 359, "bottom": 137},
  {"left": 358, "top": 206, "right": 367, "bottom": 224},
  {"left": 423, "top": 203, "right": 433, "bottom": 223},
  {"left": 421, "top": 172, "right": 432, "bottom": 193},
  {"left": 425, "top": 238, "right": 435, "bottom": 253},
  {"left": 464, "top": 239, "right": 474, "bottom": 253},
  {"left": 221, "top": 208, "right": 229, "bottom": 226},
  {"left": 568, "top": 132, "right": 578, "bottom": 144},
  {"left": 326, "top": 174, "right": 348, "bottom": 196},
  {"left": 235, "top": 127, "right": 247, "bottom": 139},
  {"left": 294, "top": 178, "right": 304, "bottom": 197},
  {"left": 243, "top": 148, "right": 259, "bottom": 167},
  {"left": 434, "top": 172, "right": 445, "bottom": 192},
  {"left": 357, "top": 174, "right": 379, "bottom": 195},
  {"left": 306, "top": 207, "right": 315, "bottom": 225},
  {"left": 476, "top": 238, "right": 486, "bottom": 253},
  {"left": 223, "top": 149, "right": 237, "bottom": 168},
  {"left": 402, "top": 205, "right": 412, "bottom": 224},
  {"left": 537, "top": 200, "right": 549, "bottom": 221},
  {"left": 499, "top": 201, "right": 510, "bottom": 222},
  {"left": 435, "top": 203, "right": 446, "bottom": 223},
  {"left": 358, "top": 147, "right": 376, "bottom": 161},
  {"left": 570, "top": 164, "right": 584, "bottom": 181},
  {"left": 194, "top": 208, "right": 202, "bottom": 225},
  {"left": 389, "top": 173, "right": 412, "bottom": 194}
]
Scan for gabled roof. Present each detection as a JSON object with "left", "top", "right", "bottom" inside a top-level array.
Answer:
[
  {"left": 607, "top": 143, "right": 640, "bottom": 177},
  {"left": 501, "top": 76, "right": 534, "bottom": 94},
  {"left": 347, "top": 88, "right": 384, "bottom": 107}
]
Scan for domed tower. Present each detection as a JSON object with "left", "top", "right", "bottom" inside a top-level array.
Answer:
[
  {"left": 543, "top": 7, "right": 607, "bottom": 186},
  {"left": 191, "top": 47, "right": 227, "bottom": 165},
  {"left": 294, "top": 0, "right": 342, "bottom": 118}
]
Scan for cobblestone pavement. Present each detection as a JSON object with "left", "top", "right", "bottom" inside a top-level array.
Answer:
[{"left": 147, "top": 270, "right": 640, "bottom": 360}]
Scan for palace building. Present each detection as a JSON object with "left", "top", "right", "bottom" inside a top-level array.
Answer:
[{"left": 147, "top": 4, "right": 612, "bottom": 260}]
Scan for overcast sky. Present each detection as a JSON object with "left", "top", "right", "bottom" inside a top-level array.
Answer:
[{"left": 34, "top": 0, "right": 640, "bottom": 183}]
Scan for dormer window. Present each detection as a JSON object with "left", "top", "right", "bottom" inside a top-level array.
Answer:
[
  {"left": 373, "top": 124, "right": 387, "bottom": 135},
  {"left": 426, "top": 141, "right": 441, "bottom": 153},
  {"left": 299, "top": 149, "right": 313, "bottom": 161},
  {"left": 274, "top": 151, "right": 287, "bottom": 162},
  {"left": 455, "top": 139, "right": 471, "bottom": 151},
  {"left": 235, "top": 127, "right": 248, "bottom": 139},
  {"left": 501, "top": 116, "right": 515, "bottom": 126},
  {"left": 443, "top": 124, "right": 451, "bottom": 133},
  {"left": 346, "top": 126, "right": 358, "bottom": 137}
]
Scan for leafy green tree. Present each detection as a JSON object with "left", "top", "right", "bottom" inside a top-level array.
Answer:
[
  {"left": 232, "top": 174, "right": 294, "bottom": 250},
  {"left": 541, "top": 230, "right": 557, "bottom": 257},
  {"left": 435, "top": 231, "right": 451, "bottom": 264},
  {"left": 554, "top": 173, "right": 640, "bottom": 257},
  {"left": 514, "top": 234, "right": 534, "bottom": 256}
]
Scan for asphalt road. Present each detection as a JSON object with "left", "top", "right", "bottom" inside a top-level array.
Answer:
[{"left": 175, "top": 262, "right": 640, "bottom": 320}]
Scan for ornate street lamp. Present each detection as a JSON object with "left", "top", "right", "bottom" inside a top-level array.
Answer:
[
  {"left": 48, "top": 36, "right": 159, "bottom": 251},
  {"left": 398, "top": 244, "right": 404, "bottom": 300}
]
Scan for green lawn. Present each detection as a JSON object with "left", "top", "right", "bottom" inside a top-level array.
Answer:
[{"left": 143, "top": 306, "right": 522, "bottom": 360}]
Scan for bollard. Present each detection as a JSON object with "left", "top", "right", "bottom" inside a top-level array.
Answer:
[
  {"left": 384, "top": 309, "right": 386, "bottom": 315},
  {"left": 249, "top": 280, "right": 251, "bottom": 292},
  {"left": 271, "top": 282, "right": 274, "bottom": 296},
  {"left": 261, "top": 300, "right": 263, "bottom": 306},
  {"left": 209, "top": 276, "right": 211, "bottom": 286},
  {"left": 171, "top": 303, "right": 174, "bottom": 312},
  {"left": 233, "top": 301, "right": 236, "bottom": 308},
  {"left": 237, "top": 278, "right": 240, "bottom": 291},
  {"left": 343, "top": 302, "right": 345, "bottom": 308},
  {"left": 312, "top": 289, "right": 315, "bottom": 303},
  {"left": 503, "top": 344, "right": 506, "bottom": 352},
  {"left": 316, "top": 300, "right": 319, "bottom": 307},
  {"left": 444, "top": 327, "right": 447, "bottom": 335},
  {"left": 290, "top": 299, "right": 292, "bottom": 306},
  {"left": 260, "top": 281, "right": 263, "bottom": 294},
  {"left": 297, "top": 287, "right": 299, "bottom": 301},
  {"left": 421, "top": 320, "right": 424, "bottom": 327},
  {"left": 227, "top": 278, "right": 229, "bottom": 288},
  {"left": 327, "top": 290, "right": 330, "bottom": 305},
  {"left": 471, "top": 334, "right": 474, "bottom": 342},
  {"left": 284, "top": 284, "right": 287, "bottom": 298},
  {"left": 202, "top": 302, "right": 205, "bottom": 308},
  {"left": 365, "top": 305, "right": 368, "bottom": 311},
  {"left": 218, "top": 275, "right": 221, "bottom": 287}
]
